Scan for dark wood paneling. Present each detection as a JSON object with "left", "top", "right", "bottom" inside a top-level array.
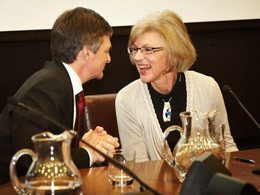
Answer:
[{"left": 1, "top": 20, "right": 260, "bottom": 149}]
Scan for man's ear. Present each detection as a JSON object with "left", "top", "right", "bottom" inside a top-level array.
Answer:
[
  {"left": 83, "top": 46, "right": 94, "bottom": 59},
  {"left": 82, "top": 46, "right": 93, "bottom": 61}
]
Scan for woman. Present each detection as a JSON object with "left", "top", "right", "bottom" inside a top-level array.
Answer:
[{"left": 115, "top": 10, "right": 238, "bottom": 163}]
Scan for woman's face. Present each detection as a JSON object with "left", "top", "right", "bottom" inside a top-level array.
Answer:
[{"left": 132, "top": 31, "right": 169, "bottom": 84}]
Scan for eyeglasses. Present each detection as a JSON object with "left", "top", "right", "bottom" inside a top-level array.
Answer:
[{"left": 127, "top": 47, "right": 164, "bottom": 55}]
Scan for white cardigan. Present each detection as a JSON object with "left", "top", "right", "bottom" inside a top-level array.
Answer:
[{"left": 115, "top": 71, "right": 238, "bottom": 162}]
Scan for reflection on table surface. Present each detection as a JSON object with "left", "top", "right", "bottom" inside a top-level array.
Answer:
[
  {"left": 0, "top": 148, "right": 259, "bottom": 194},
  {"left": 80, "top": 159, "right": 181, "bottom": 195}
]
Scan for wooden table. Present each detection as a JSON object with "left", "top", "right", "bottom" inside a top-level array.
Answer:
[
  {"left": 1, "top": 148, "right": 260, "bottom": 194},
  {"left": 226, "top": 148, "right": 260, "bottom": 190}
]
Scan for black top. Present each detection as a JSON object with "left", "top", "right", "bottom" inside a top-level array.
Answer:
[{"left": 148, "top": 72, "right": 186, "bottom": 151}]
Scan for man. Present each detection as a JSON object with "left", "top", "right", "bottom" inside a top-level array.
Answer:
[{"left": 0, "top": 7, "right": 119, "bottom": 185}]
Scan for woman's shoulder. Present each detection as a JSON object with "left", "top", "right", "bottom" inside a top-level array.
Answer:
[
  {"left": 116, "top": 79, "right": 145, "bottom": 104},
  {"left": 118, "top": 79, "right": 143, "bottom": 95},
  {"left": 185, "top": 70, "right": 217, "bottom": 85}
]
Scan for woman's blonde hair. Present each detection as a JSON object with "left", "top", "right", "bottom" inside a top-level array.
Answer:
[{"left": 128, "top": 10, "right": 196, "bottom": 72}]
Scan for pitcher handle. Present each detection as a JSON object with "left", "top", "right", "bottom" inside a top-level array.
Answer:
[
  {"left": 163, "top": 125, "right": 183, "bottom": 139},
  {"left": 9, "top": 149, "right": 37, "bottom": 194}
]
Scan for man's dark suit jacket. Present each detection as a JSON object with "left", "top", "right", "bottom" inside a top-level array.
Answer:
[{"left": 0, "top": 60, "right": 90, "bottom": 185}]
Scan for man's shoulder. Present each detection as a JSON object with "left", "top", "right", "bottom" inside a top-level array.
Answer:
[
  {"left": 13, "top": 60, "right": 73, "bottom": 107},
  {"left": 39, "top": 60, "right": 67, "bottom": 77},
  {"left": 26, "top": 61, "right": 70, "bottom": 87}
]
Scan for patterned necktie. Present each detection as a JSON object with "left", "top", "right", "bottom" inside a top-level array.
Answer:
[{"left": 73, "top": 91, "right": 87, "bottom": 147}]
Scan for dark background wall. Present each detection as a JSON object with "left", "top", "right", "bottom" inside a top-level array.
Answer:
[{"left": 0, "top": 20, "right": 260, "bottom": 150}]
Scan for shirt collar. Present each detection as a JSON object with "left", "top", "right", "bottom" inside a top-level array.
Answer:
[{"left": 62, "top": 62, "right": 83, "bottom": 95}]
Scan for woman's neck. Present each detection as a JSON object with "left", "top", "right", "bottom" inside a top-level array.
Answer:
[{"left": 151, "top": 72, "right": 178, "bottom": 95}]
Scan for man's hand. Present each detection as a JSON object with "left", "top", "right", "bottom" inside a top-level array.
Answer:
[{"left": 79, "top": 126, "right": 120, "bottom": 163}]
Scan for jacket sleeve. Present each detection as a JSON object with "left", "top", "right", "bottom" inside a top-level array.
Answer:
[{"left": 71, "top": 148, "right": 90, "bottom": 168}]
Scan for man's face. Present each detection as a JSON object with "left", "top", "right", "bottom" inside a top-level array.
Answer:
[{"left": 88, "top": 35, "right": 112, "bottom": 80}]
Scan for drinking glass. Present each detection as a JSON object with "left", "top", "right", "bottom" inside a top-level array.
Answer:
[{"left": 108, "top": 149, "right": 136, "bottom": 186}]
